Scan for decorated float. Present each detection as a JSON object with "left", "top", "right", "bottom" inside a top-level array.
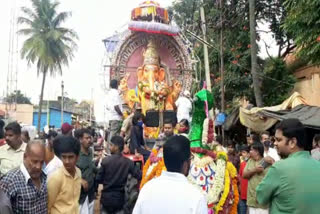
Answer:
[
  {"left": 103, "top": 1, "right": 193, "bottom": 138},
  {"left": 102, "top": 1, "right": 239, "bottom": 213},
  {"left": 140, "top": 87, "right": 239, "bottom": 213}
]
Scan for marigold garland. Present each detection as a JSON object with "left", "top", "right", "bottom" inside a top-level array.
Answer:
[
  {"left": 140, "top": 149, "right": 166, "bottom": 189},
  {"left": 230, "top": 177, "right": 239, "bottom": 214},
  {"left": 216, "top": 151, "right": 228, "bottom": 161},
  {"left": 215, "top": 168, "right": 230, "bottom": 213},
  {"left": 227, "top": 162, "right": 237, "bottom": 179}
]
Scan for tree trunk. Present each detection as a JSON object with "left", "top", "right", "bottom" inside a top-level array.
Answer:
[
  {"left": 249, "top": 0, "right": 263, "bottom": 107},
  {"left": 37, "top": 70, "right": 47, "bottom": 134}
]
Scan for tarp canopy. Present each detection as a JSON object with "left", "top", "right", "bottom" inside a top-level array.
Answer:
[
  {"left": 239, "top": 92, "right": 310, "bottom": 132},
  {"left": 224, "top": 108, "right": 239, "bottom": 131},
  {"left": 260, "top": 105, "right": 320, "bottom": 130}
]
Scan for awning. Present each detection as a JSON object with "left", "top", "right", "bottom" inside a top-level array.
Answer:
[
  {"left": 239, "top": 92, "right": 309, "bottom": 132},
  {"left": 260, "top": 105, "right": 320, "bottom": 130}
]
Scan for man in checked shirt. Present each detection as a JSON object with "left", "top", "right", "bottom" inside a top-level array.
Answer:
[{"left": 0, "top": 140, "right": 47, "bottom": 214}]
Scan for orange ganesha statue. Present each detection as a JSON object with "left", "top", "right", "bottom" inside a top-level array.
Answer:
[{"left": 137, "top": 39, "right": 181, "bottom": 115}]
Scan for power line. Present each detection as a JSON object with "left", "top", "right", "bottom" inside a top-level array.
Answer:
[
  {"left": 185, "top": 29, "right": 295, "bottom": 87},
  {"left": 234, "top": 62, "right": 295, "bottom": 86}
]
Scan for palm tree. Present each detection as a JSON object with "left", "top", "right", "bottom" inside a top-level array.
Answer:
[{"left": 18, "top": 0, "right": 78, "bottom": 133}]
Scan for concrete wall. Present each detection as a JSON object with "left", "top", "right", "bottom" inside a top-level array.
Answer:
[
  {"left": 293, "top": 66, "right": 320, "bottom": 107},
  {"left": 0, "top": 104, "right": 34, "bottom": 125}
]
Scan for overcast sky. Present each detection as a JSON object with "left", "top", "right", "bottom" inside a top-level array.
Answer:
[
  {"left": 0, "top": 0, "right": 176, "bottom": 122},
  {"left": 0, "top": 0, "right": 277, "bottom": 122}
]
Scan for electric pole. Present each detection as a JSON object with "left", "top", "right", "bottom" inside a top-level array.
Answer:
[
  {"left": 220, "top": 0, "right": 225, "bottom": 113},
  {"left": 220, "top": 0, "right": 226, "bottom": 142},
  {"left": 200, "top": 0, "right": 212, "bottom": 92},
  {"left": 89, "top": 88, "right": 93, "bottom": 125},
  {"left": 249, "top": 0, "right": 263, "bottom": 107},
  {"left": 61, "top": 81, "right": 64, "bottom": 126}
]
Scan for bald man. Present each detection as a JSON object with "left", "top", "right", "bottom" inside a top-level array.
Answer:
[{"left": 0, "top": 140, "right": 48, "bottom": 214}]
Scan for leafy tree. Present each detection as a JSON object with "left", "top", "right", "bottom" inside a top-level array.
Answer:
[
  {"left": 5, "top": 90, "right": 32, "bottom": 104},
  {"left": 18, "top": 0, "right": 78, "bottom": 133},
  {"left": 170, "top": 0, "right": 297, "bottom": 110},
  {"left": 262, "top": 58, "right": 296, "bottom": 106},
  {"left": 283, "top": 0, "right": 320, "bottom": 64},
  {"left": 170, "top": 0, "right": 256, "bottom": 108}
]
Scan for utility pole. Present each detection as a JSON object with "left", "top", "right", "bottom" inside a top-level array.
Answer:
[
  {"left": 46, "top": 99, "right": 50, "bottom": 128},
  {"left": 220, "top": 0, "right": 225, "bottom": 143},
  {"left": 249, "top": 0, "right": 263, "bottom": 107},
  {"left": 220, "top": 0, "right": 225, "bottom": 113},
  {"left": 61, "top": 81, "right": 64, "bottom": 126},
  {"left": 89, "top": 88, "right": 93, "bottom": 125},
  {"left": 200, "top": 0, "right": 212, "bottom": 92}
]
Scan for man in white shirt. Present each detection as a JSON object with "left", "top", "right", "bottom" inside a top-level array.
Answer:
[
  {"left": 175, "top": 90, "right": 192, "bottom": 123},
  {"left": 43, "top": 130, "right": 62, "bottom": 178},
  {"left": 106, "top": 79, "right": 123, "bottom": 145},
  {"left": 260, "top": 131, "right": 280, "bottom": 162},
  {"left": 311, "top": 134, "right": 320, "bottom": 161},
  {"left": 133, "top": 135, "right": 208, "bottom": 214}
]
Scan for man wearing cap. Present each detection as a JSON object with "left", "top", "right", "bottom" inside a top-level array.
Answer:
[
  {"left": 61, "top": 122, "right": 73, "bottom": 137},
  {"left": 175, "top": 90, "right": 192, "bottom": 123}
]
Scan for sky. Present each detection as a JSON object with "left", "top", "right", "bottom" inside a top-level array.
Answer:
[
  {"left": 0, "top": 0, "right": 277, "bottom": 122},
  {"left": 0, "top": 0, "right": 175, "bottom": 122}
]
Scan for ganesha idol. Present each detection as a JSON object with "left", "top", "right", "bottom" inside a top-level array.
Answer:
[
  {"left": 119, "top": 39, "right": 182, "bottom": 138},
  {"left": 137, "top": 39, "right": 181, "bottom": 114}
]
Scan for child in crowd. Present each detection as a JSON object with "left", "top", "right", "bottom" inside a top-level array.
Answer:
[
  {"left": 177, "top": 119, "right": 189, "bottom": 138},
  {"left": 238, "top": 145, "right": 251, "bottom": 214},
  {"left": 48, "top": 136, "right": 82, "bottom": 214}
]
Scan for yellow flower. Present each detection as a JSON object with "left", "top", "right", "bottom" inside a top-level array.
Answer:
[
  {"left": 227, "top": 161, "right": 237, "bottom": 178},
  {"left": 217, "top": 151, "right": 228, "bottom": 161}
]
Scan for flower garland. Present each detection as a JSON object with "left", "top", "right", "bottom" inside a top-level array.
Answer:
[
  {"left": 227, "top": 162, "right": 239, "bottom": 214},
  {"left": 230, "top": 177, "right": 239, "bottom": 214},
  {"left": 226, "top": 162, "right": 237, "bottom": 179},
  {"left": 207, "top": 157, "right": 226, "bottom": 204},
  {"left": 226, "top": 161, "right": 239, "bottom": 214},
  {"left": 192, "top": 154, "right": 215, "bottom": 168},
  {"left": 217, "top": 151, "right": 228, "bottom": 161},
  {"left": 140, "top": 149, "right": 166, "bottom": 189},
  {"left": 202, "top": 118, "right": 215, "bottom": 148},
  {"left": 215, "top": 168, "right": 230, "bottom": 213},
  {"left": 191, "top": 147, "right": 217, "bottom": 159},
  {"left": 222, "top": 176, "right": 234, "bottom": 213}
]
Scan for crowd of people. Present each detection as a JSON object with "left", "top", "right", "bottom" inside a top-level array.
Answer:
[{"left": 0, "top": 78, "right": 319, "bottom": 214}]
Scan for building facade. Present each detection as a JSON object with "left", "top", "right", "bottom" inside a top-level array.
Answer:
[
  {"left": 293, "top": 66, "right": 320, "bottom": 107},
  {"left": 33, "top": 108, "right": 72, "bottom": 131}
]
